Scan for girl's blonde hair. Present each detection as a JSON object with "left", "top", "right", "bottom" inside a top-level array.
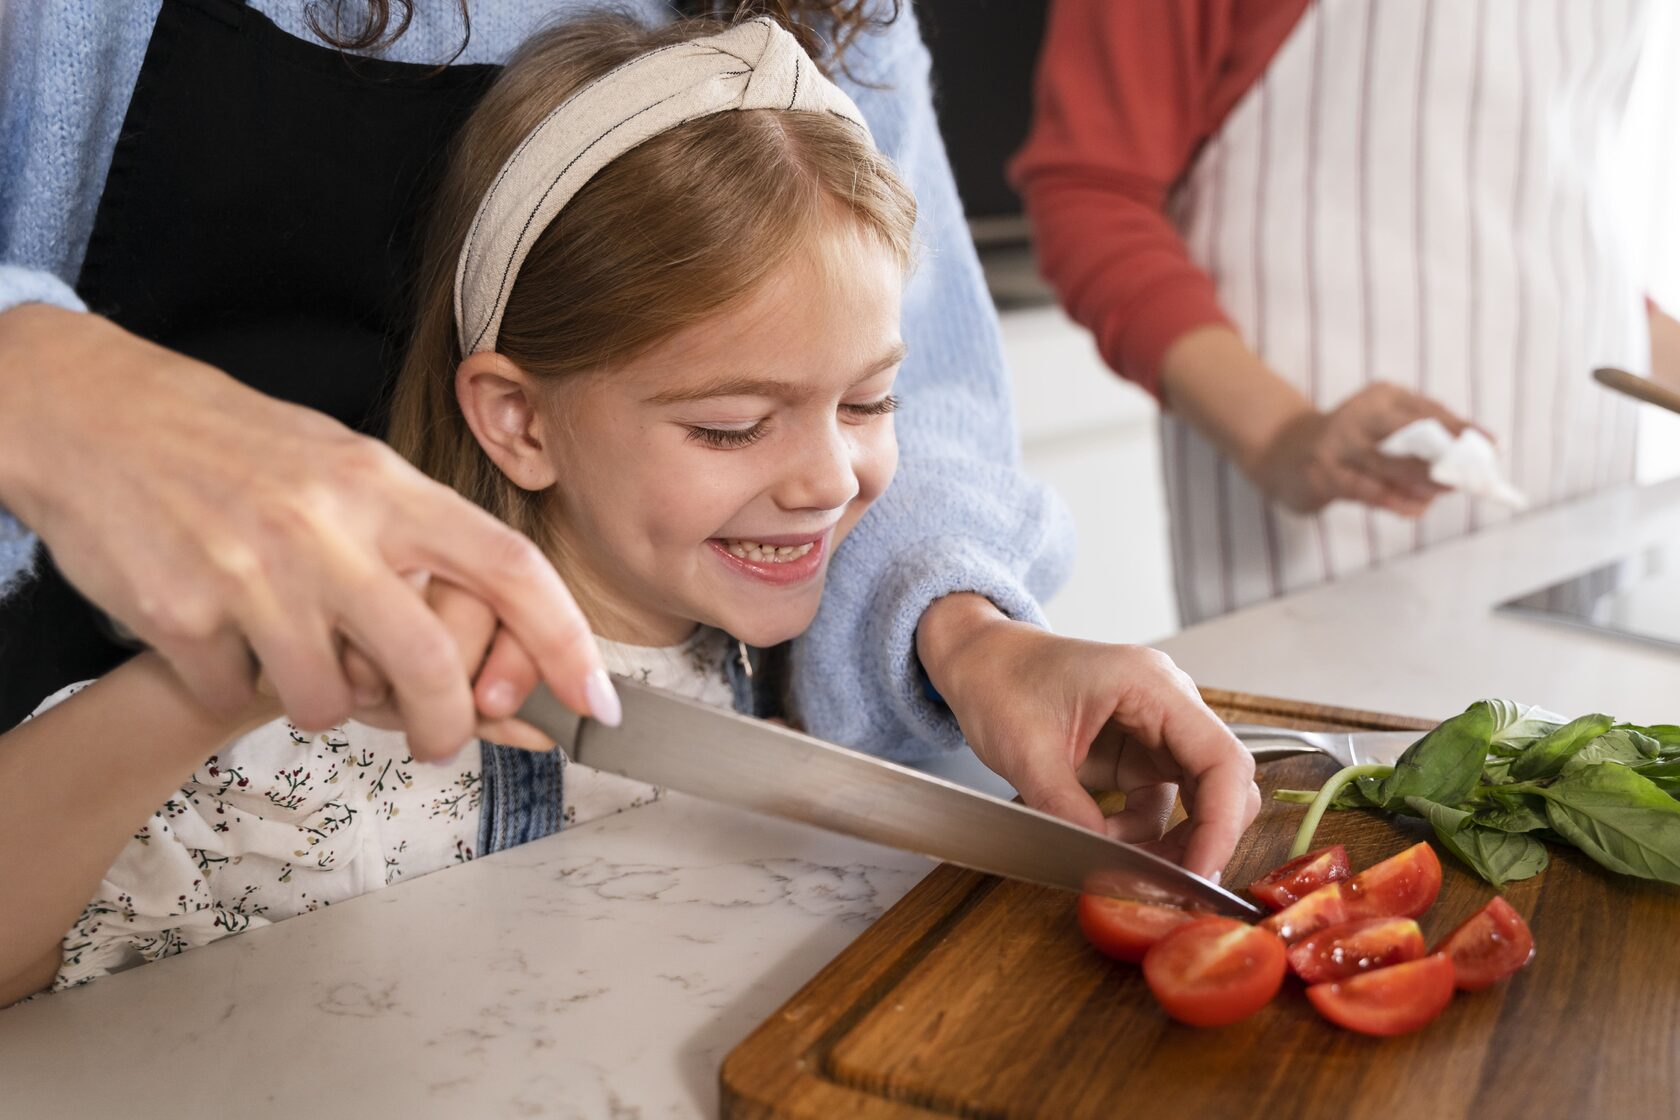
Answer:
[{"left": 386, "top": 12, "right": 918, "bottom": 555}]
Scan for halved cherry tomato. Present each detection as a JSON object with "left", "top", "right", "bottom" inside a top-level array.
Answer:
[
  {"left": 1248, "top": 845, "right": 1352, "bottom": 911},
  {"left": 1434, "top": 896, "right": 1535, "bottom": 991},
  {"left": 1259, "top": 881, "right": 1347, "bottom": 944},
  {"left": 1305, "top": 952, "right": 1455, "bottom": 1036},
  {"left": 1142, "top": 917, "right": 1287, "bottom": 1027},
  {"left": 1341, "top": 842, "right": 1442, "bottom": 921},
  {"left": 1287, "top": 917, "right": 1426, "bottom": 984},
  {"left": 1078, "top": 895, "right": 1197, "bottom": 964}
]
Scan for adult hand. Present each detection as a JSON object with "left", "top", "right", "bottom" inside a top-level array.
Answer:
[
  {"left": 335, "top": 577, "right": 554, "bottom": 758},
  {"left": 1249, "top": 382, "right": 1472, "bottom": 518},
  {"left": 916, "top": 594, "right": 1260, "bottom": 880},
  {"left": 0, "top": 304, "right": 617, "bottom": 758}
]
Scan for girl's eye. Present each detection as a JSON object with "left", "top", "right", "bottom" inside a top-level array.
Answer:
[
  {"left": 842, "top": 394, "right": 900, "bottom": 419},
  {"left": 685, "top": 422, "right": 768, "bottom": 449}
]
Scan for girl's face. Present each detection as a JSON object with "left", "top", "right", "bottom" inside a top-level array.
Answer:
[{"left": 533, "top": 220, "right": 904, "bottom": 647}]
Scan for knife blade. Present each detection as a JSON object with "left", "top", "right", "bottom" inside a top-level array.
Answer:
[{"left": 517, "top": 676, "right": 1260, "bottom": 918}]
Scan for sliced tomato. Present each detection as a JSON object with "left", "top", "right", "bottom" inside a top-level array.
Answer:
[
  {"left": 1434, "top": 896, "right": 1535, "bottom": 991},
  {"left": 1248, "top": 845, "right": 1352, "bottom": 911},
  {"left": 1287, "top": 917, "right": 1426, "bottom": 984},
  {"left": 1341, "top": 842, "right": 1442, "bottom": 921},
  {"left": 1078, "top": 895, "right": 1198, "bottom": 964},
  {"left": 1259, "top": 881, "right": 1348, "bottom": 944},
  {"left": 1142, "top": 917, "right": 1287, "bottom": 1027},
  {"left": 1305, "top": 952, "right": 1455, "bottom": 1036}
]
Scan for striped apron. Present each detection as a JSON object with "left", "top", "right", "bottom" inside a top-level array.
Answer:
[{"left": 1164, "top": 0, "right": 1652, "bottom": 625}]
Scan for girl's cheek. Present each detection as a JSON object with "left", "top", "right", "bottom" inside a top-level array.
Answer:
[
  {"left": 835, "top": 425, "right": 899, "bottom": 549},
  {"left": 858, "top": 423, "right": 899, "bottom": 504}
]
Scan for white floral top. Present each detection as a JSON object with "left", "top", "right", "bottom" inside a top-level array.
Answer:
[{"left": 49, "top": 627, "right": 735, "bottom": 990}]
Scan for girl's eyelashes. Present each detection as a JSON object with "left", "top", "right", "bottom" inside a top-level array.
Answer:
[
  {"left": 682, "top": 396, "right": 897, "bottom": 450},
  {"left": 842, "top": 394, "right": 900, "bottom": 419},
  {"left": 685, "top": 421, "right": 768, "bottom": 449}
]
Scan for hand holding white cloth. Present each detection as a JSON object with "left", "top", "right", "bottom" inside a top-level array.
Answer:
[{"left": 1377, "top": 419, "right": 1527, "bottom": 509}]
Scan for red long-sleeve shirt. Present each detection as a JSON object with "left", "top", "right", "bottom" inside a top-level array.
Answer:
[{"left": 1010, "top": 0, "right": 1309, "bottom": 400}]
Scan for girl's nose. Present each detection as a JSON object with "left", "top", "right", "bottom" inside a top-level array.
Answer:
[{"left": 775, "top": 420, "right": 861, "bottom": 513}]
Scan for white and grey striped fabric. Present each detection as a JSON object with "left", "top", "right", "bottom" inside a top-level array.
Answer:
[{"left": 1164, "top": 0, "right": 1652, "bottom": 625}]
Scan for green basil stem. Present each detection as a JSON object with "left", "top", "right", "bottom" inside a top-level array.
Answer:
[
  {"left": 1289, "top": 764, "right": 1394, "bottom": 859},
  {"left": 1273, "top": 790, "right": 1319, "bottom": 804}
]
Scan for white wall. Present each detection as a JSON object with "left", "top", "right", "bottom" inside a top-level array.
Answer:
[{"left": 999, "top": 306, "right": 1176, "bottom": 645}]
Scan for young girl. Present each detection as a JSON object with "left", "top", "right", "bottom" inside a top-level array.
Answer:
[
  {"left": 0, "top": 12, "right": 915, "bottom": 1004},
  {"left": 0, "top": 10, "right": 1258, "bottom": 1006}
]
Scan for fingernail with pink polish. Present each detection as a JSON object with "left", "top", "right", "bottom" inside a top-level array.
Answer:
[{"left": 585, "top": 669, "right": 622, "bottom": 728}]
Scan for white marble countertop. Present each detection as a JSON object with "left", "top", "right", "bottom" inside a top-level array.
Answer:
[{"left": 6, "top": 478, "right": 1679, "bottom": 1118}]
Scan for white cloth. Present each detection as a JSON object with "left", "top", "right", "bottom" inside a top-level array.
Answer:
[
  {"left": 51, "top": 628, "right": 735, "bottom": 989},
  {"left": 1377, "top": 418, "right": 1527, "bottom": 509},
  {"left": 1164, "top": 0, "right": 1651, "bottom": 625},
  {"left": 454, "top": 17, "right": 869, "bottom": 354}
]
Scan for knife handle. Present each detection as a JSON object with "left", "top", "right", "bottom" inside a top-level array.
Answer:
[{"left": 514, "top": 683, "right": 587, "bottom": 757}]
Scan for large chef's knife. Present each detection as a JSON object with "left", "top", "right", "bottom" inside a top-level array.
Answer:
[{"left": 518, "top": 676, "right": 1260, "bottom": 917}]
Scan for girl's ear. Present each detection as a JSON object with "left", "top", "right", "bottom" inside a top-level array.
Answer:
[{"left": 454, "top": 352, "right": 559, "bottom": 492}]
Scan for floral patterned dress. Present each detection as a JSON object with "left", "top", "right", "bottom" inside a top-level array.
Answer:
[{"left": 47, "top": 627, "right": 735, "bottom": 990}]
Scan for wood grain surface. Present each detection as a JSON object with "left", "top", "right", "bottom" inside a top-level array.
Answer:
[{"left": 720, "top": 689, "right": 1680, "bottom": 1120}]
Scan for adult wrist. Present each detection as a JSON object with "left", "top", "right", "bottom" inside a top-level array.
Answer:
[
  {"left": 0, "top": 303, "right": 71, "bottom": 527},
  {"left": 1158, "top": 324, "right": 1317, "bottom": 479}
]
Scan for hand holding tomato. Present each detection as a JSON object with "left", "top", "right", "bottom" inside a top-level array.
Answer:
[{"left": 916, "top": 594, "right": 1261, "bottom": 879}]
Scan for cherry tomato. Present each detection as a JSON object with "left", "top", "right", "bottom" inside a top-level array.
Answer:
[
  {"left": 1341, "top": 842, "right": 1442, "bottom": 921},
  {"left": 1248, "top": 845, "right": 1352, "bottom": 911},
  {"left": 1142, "top": 917, "right": 1287, "bottom": 1027},
  {"left": 1287, "top": 917, "right": 1426, "bottom": 984},
  {"left": 1305, "top": 952, "right": 1456, "bottom": 1036},
  {"left": 1259, "top": 881, "right": 1348, "bottom": 944},
  {"left": 1078, "top": 895, "right": 1198, "bottom": 964},
  {"left": 1434, "top": 896, "right": 1535, "bottom": 991}
]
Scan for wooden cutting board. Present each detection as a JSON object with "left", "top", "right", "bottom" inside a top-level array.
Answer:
[{"left": 720, "top": 689, "right": 1680, "bottom": 1120}]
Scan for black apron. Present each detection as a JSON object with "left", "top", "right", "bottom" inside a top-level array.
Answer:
[{"left": 0, "top": 0, "right": 497, "bottom": 730}]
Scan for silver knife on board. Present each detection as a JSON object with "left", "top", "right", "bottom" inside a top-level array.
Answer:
[{"left": 518, "top": 676, "right": 1260, "bottom": 917}]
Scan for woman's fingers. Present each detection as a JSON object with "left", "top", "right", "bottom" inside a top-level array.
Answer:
[
  {"left": 397, "top": 491, "right": 619, "bottom": 727},
  {"left": 332, "top": 570, "right": 477, "bottom": 761}
]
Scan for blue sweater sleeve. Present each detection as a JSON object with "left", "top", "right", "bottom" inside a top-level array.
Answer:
[{"left": 791, "top": 6, "right": 1076, "bottom": 762}]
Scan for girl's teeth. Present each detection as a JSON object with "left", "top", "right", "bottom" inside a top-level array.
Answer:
[{"left": 723, "top": 540, "right": 814, "bottom": 563}]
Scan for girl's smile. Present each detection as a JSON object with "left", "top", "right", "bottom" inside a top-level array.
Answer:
[{"left": 707, "top": 526, "right": 834, "bottom": 586}]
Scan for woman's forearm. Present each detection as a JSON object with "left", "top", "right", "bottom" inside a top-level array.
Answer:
[
  {"left": 1157, "top": 324, "right": 1315, "bottom": 477},
  {"left": 0, "top": 654, "right": 270, "bottom": 1004}
]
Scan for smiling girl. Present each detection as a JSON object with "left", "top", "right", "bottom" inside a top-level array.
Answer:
[{"left": 0, "top": 11, "right": 1257, "bottom": 1005}]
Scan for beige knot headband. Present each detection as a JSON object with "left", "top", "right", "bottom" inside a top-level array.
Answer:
[{"left": 454, "top": 18, "right": 872, "bottom": 356}]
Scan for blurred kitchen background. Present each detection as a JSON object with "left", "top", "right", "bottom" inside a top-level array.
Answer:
[{"left": 920, "top": 0, "right": 1680, "bottom": 647}]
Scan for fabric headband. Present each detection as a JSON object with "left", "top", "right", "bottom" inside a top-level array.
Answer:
[{"left": 453, "top": 17, "right": 873, "bottom": 356}]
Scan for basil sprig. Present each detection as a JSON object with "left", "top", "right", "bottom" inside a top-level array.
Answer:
[{"left": 1280, "top": 700, "right": 1680, "bottom": 888}]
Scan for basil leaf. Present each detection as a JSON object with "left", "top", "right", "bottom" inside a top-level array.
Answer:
[
  {"left": 1482, "top": 755, "right": 1516, "bottom": 784},
  {"left": 1486, "top": 700, "right": 1566, "bottom": 749},
  {"left": 1538, "top": 763, "right": 1680, "bottom": 884},
  {"left": 1509, "top": 713, "right": 1615, "bottom": 781},
  {"left": 1624, "top": 724, "right": 1680, "bottom": 750},
  {"left": 1474, "top": 792, "right": 1550, "bottom": 833},
  {"left": 1561, "top": 729, "right": 1661, "bottom": 774},
  {"left": 1632, "top": 760, "right": 1680, "bottom": 797},
  {"left": 1376, "top": 702, "right": 1499, "bottom": 808},
  {"left": 1407, "top": 797, "right": 1549, "bottom": 887}
]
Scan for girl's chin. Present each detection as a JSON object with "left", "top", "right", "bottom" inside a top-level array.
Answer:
[{"left": 709, "top": 602, "right": 822, "bottom": 650}]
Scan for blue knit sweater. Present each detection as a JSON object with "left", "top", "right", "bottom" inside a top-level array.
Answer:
[{"left": 0, "top": 0, "right": 1074, "bottom": 760}]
